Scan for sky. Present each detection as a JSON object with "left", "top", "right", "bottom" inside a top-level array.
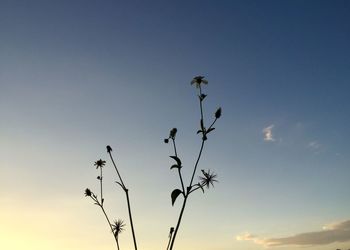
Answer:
[{"left": 1, "top": 0, "right": 350, "bottom": 250}]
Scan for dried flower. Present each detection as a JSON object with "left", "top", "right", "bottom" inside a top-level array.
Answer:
[
  {"left": 84, "top": 188, "right": 92, "bottom": 197},
  {"left": 169, "top": 128, "right": 177, "bottom": 139},
  {"left": 94, "top": 159, "right": 106, "bottom": 169},
  {"left": 191, "top": 76, "right": 208, "bottom": 88},
  {"left": 112, "top": 219, "right": 125, "bottom": 238},
  {"left": 199, "top": 169, "right": 218, "bottom": 189},
  {"left": 106, "top": 145, "right": 112, "bottom": 153},
  {"left": 215, "top": 107, "right": 222, "bottom": 119}
]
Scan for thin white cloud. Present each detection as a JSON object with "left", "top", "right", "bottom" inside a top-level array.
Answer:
[
  {"left": 263, "top": 125, "right": 275, "bottom": 142},
  {"left": 308, "top": 141, "right": 321, "bottom": 150},
  {"left": 236, "top": 220, "right": 350, "bottom": 247}
]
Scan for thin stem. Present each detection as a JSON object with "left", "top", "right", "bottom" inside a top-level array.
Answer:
[
  {"left": 108, "top": 151, "right": 138, "bottom": 250},
  {"left": 168, "top": 196, "right": 188, "bottom": 250},
  {"left": 199, "top": 86, "right": 204, "bottom": 121},
  {"left": 90, "top": 195, "right": 118, "bottom": 249},
  {"left": 100, "top": 167, "right": 103, "bottom": 204},
  {"left": 188, "top": 85, "right": 206, "bottom": 187},
  {"left": 188, "top": 184, "right": 204, "bottom": 195},
  {"left": 172, "top": 138, "right": 185, "bottom": 193},
  {"left": 189, "top": 139, "right": 205, "bottom": 188},
  {"left": 166, "top": 232, "right": 173, "bottom": 250},
  {"left": 108, "top": 151, "right": 126, "bottom": 188},
  {"left": 125, "top": 190, "right": 138, "bottom": 250},
  {"left": 116, "top": 237, "right": 120, "bottom": 250},
  {"left": 207, "top": 118, "right": 218, "bottom": 131}
]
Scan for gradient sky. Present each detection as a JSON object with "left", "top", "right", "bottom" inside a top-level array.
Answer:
[{"left": 1, "top": 1, "right": 350, "bottom": 250}]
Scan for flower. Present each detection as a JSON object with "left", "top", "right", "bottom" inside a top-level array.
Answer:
[
  {"left": 112, "top": 219, "right": 125, "bottom": 238},
  {"left": 94, "top": 159, "right": 106, "bottom": 169},
  {"left": 106, "top": 145, "right": 112, "bottom": 153},
  {"left": 215, "top": 107, "right": 222, "bottom": 119},
  {"left": 191, "top": 76, "right": 208, "bottom": 88},
  {"left": 199, "top": 169, "right": 218, "bottom": 189},
  {"left": 84, "top": 188, "right": 92, "bottom": 197}
]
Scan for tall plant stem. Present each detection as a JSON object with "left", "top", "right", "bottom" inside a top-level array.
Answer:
[
  {"left": 100, "top": 167, "right": 103, "bottom": 204},
  {"left": 108, "top": 152, "right": 138, "bottom": 250},
  {"left": 169, "top": 85, "right": 208, "bottom": 250},
  {"left": 125, "top": 189, "right": 138, "bottom": 250},
  {"left": 168, "top": 196, "right": 188, "bottom": 250}
]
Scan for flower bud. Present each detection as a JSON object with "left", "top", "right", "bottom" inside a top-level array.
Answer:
[{"left": 215, "top": 107, "right": 222, "bottom": 119}]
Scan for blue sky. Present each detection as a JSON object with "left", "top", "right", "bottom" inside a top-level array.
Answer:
[{"left": 1, "top": 1, "right": 350, "bottom": 250}]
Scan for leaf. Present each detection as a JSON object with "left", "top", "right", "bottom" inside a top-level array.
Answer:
[
  {"left": 169, "top": 156, "right": 182, "bottom": 166},
  {"left": 197, "top": 130, "right": 202, "bottom": 134},
  {"left": 207, "top": 127, "right": 215, "bottom": 134},
  {"left": 171, "top": 189, "right": 183, "bottom": 206},
  {"left": 170, "top": 164, "right": 181, "bottom": 170}
]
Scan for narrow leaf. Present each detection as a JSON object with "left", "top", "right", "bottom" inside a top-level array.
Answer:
[
  {"left": 170, "top": 164, "right": 181, "bottom": 170},
  {"left": 169, "top": 156, "right": 182, "bottom": 166},
  {"left": 171, "top": 189, "right": 183, "bottom": 206},
  {"left": 197, "top": 130, "right": 202, "bottom": 134}
]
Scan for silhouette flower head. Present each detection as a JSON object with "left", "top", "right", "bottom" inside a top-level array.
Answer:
[
  {"left": 169, "top": 128, "right": 177, "bottom": 139},
  {"left": 191, "top": 76, "right": 208, "bottom": 88},
  {"left": 215, "top": 107, "right": 222, "bottom": 119},
  {"left": 94, "top": 159, "right": 106, "bottom": 169},
  {"left": 112, "top": 219, "right": 125, "bottom": 238},
  {"left": 84, "top": 188, "right": 92, "bottom": 197},
  {"left": 106, "top": 145, "right": 112, "bottom": 153},
  {"left": 199, "top": 169, "right": 218, "bottom": 189}
]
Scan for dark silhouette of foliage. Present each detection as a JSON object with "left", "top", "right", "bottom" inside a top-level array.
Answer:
[
  {"left": 84, "top": 76, "right": 221, "bottom": 250},
  {"left": 166, "top": 76, "right": 221, "bottom": 250}
]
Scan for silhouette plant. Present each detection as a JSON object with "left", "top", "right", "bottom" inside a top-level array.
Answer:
[
  {"left": 84, "top": 76, "right": 221, "bottom": 250},
  {"left": 84, "top": 159, "right": 125, "bottom": 249},
  {"left": 165, "top": 76, "right": 221, "bottom": 250},
  {"left": 112, "top": 219, "right": 126, "bottom": 250},
  {"left": 84, "top": 149, "right": 138, "bottom": 250}
]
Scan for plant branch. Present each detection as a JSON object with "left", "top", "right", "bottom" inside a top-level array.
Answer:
[
  {"left": 188, "top": 184, "right": 205, "bottom": 195},
  {"left": 189, "top": 139, "right": 205, "bottom": 188}
]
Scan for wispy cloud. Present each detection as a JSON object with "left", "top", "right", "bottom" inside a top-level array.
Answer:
[
  {"left": 308, "top": 141, "right": 321, "bottom": 150},
  {"left": 236, "top": 220, "right": 350, "bottom": 247},
  {"left": 262, "top": 125, "right": 275, "bottom": 142}
]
